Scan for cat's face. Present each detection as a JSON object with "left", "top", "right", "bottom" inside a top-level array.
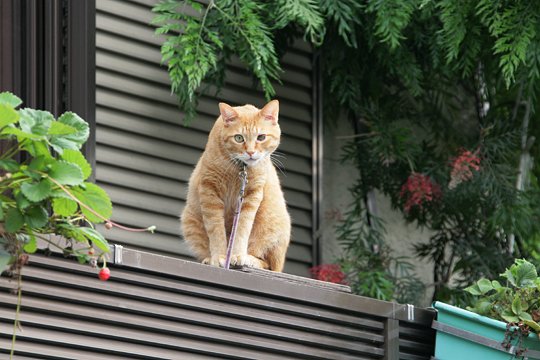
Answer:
[{"left": 219, "top": 100, "right": 281, "bottom": 167}]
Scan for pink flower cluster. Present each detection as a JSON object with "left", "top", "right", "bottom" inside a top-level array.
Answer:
[
  {"left": 449, "top": 149, "right": 481, "bottom": 189},
  {"left": 400, "top": 173, "right": 441, "bottom": 213},
  {"left": 309, "top": 264, "right": 347, "bottom": 284}
]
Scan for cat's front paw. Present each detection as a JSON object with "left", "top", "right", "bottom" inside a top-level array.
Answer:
[
  {"left": 230, "top": 254, "right": 269, "bottom": 269},
  {"left": 202, "top": 254, "right": 226, "bottom": 267}
]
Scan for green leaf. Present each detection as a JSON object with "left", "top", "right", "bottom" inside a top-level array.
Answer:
[
  {"left": 48, "top": 160, "right": 84, "bottom": 186},
  {"left": 28, "top": 156, "right": 50, "bottom": 172},
  {"left": 25, "top": 205, "right": 48, "bottom": 229},
  {"left": 501, "top": 310, "right": 520, "bottom": 323},
  {"left": 512, "top": 295, "right": 522, "bottom": 315},
  {"left": 48, "top": 121, "right": 77, "bottom": 136},
  {"left": 23, "top": 234, "right": 37, "bottom": 254},
  {"left": 56, "top": 223, "right": 86, "bottom": 243},
  {"left": 26, "top": 140, "right": 52, "bottom": 159},
  {"left": 19, "top": 108, "right": 53, "bottom": 136},
  {"left": 0, "top": 104, "right": 20, "bottom": 128},
  {"left": 515, "top": 259, "right": 537, "bottom": 287},
  {"left": 49, "top": 189, "right": 72, "bottom": 199},
  {"left": 22, "top": 168, "right": 41, "bottom": 181},
  {"left": 49, "top": 112, "right": 89, "bottom": 153},
  {"left": 0, "top": 92, "right": 22, "bottom": 107},
  {"left": 519, "top": 312, "right": 533, "bottom": 321},
  {"left": 0, "top": 159, "right": 19, "bottom": 172},
  {"left": 52, "top": 197, "right": 78, "bottom": 217},
  {"left": 21, "top": 179, "right": 52, "bottom": 202},
  {"left": 14, "top": 191, "right": 31, "bottom": 210},
  {"left": 523, "top": 320, "right": 540, "bottom": 333},
  {"left": 5, "top": 208, "right": 24, "bottom": 233},
  {"left": 0, "top": 248, "right": 14, "bottom": 273},
  {"left": 492, "top": 280, "right": 502, "bottom": 290},
  {"left": 72, "top": 183, "right": 112, "bottom": 223},
  {"left": 502, "top": 268, "right": 517, "bottom": 287},
  {"left": 60, "top": 149, "right": 92, "bottom": 180},
  {"left": 473, "top": 300, "right": 493, "bottom": 314},
  {"left": 2, "top": 127, "right": 44, "bottom": 140},
  {"left": 465, "top": 283, "right": 482, "bottom": 295},
  {"left": 0, "top": 201, "right": 4, "bottom": 221},
  {"left": 78, "top": 227, "right": 109, "bottom": 253},
  {"left": 477, "top": 278, "right": 494, "bottom": 294}
]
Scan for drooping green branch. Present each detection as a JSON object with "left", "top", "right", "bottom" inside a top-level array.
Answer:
[
  {"left": 152, "top": 0, "right": 540, "bottom": 303},
  {"left": 152, "top": 0, "right": 326, "bottom": 121}
]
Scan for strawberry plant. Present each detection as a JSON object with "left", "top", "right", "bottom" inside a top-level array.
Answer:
[
  {"left": 466, "top": 259, "right": 540, "bottom": 335},
  {"left": 0, "top": 91, "right": 155, "bottom": 357},
  {"left": 466, "top": 259, "right": 540, "bottom": 354},
  {"left": 0, "top": 91, "right": 114, "bottom": 269}
]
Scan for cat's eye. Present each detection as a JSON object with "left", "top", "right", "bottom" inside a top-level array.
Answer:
[
  {"left": 257, "top": 134, "right": 266, "bottom": 141},
  {"left": 234, "top": 134, "right": 244, "bottom": 143}
]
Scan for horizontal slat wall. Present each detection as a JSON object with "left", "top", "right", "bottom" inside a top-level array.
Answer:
[
  {"left": 95, "top": 0, "right": 315, "bottom": 275},
  {"left": 399, "top": 322, "right": 436, "bottom": 360},
  {"left": 0, "top": 255, "right": 394, "bottom": 359}
]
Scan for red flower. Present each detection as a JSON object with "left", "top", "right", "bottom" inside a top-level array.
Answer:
[
  {"left": 309, "top": 264, "right": 347, "bottom": 284},
  {"left": 400, "top": 173, "right": 441, "bottom": 213},
  {"left": 449, "top": 148, "right": 481, "bottom": 189}
]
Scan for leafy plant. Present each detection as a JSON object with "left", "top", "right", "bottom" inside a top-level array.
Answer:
[
  {"left": 0, "top": 92, "right": 155, "bottom": 268},
  {"left": 466, "top": 259, "right": 540, "bottom": 335},
  {"left": 465, "top": 259, "right": 540, "bottom": 356},
  {"left": 0, "top": 91, "right": 155, "bottom": 357},
  {"left": 153, "top": 0, "right": 540, "bottom": 303},
  {"left": 151, "top": 0, "right": 324, "bottom": 121},
  {"left": 335, "top": 181, "right": 425, "bottom": 304},
  {"left": 0, "top": 91, "right": 113, "bottom": 268}
]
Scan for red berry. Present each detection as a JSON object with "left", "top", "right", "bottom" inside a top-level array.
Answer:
[
  {"left": 98, "top": 267, "right": 110, "bottom": 281},
  {"left": 88, "top": 248, "right": 95, "bottom": 256}
]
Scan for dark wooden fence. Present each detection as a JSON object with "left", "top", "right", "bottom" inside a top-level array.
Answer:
[{"left": 0, "top": 247, "right": 435, "bottom": 359}]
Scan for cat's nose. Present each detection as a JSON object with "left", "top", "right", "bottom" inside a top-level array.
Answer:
[{"left": 247, "top": 151, "right": 255, "bottom": 157}]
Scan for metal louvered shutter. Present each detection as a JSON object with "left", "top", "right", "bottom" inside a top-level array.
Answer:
[
  {"left": 95, "top": 0, "right": 316, "bottom": 276},
  {"left": 0, "top": 253, "right": 437, "bottom": 359}
]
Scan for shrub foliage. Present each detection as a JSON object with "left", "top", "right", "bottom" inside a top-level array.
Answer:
[{"left": 153, "top": 0, "right": 540, "bottom": 303}]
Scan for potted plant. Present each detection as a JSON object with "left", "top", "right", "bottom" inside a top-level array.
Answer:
[
  {"left": 433, "top": 259, "right": 540, "bottom": 359},
  {"left": 0, "top": 91, "right": 154, "bottom": 357}
]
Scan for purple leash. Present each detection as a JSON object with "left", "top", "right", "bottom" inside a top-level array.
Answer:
[{"left": 224, "top": 164, "right": 248, "bottom": 269}]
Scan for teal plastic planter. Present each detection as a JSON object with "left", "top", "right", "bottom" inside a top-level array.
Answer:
[{"left": 433, "top": 301, "right": 540, "bottom": 359}]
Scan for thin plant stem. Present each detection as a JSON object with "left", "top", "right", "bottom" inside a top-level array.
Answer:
[
  {"left": 10, "top": 265, "right": 23, "bottom": 359},
  {"left": 45, "top": 175, "right": 154, "bottom": 233}
]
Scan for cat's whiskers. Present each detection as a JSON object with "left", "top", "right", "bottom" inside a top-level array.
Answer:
[
  {"left": 271, "top": 151, "right": 287, "bottom": 159},
  {"left": 271, "top": 157, "right": 285, "bottom": 170},
  {"left": 221, "top": 156, "right": 241, "bottom": 180},
  {"left": 270, "top": 151, "right": 286, "bottom": 163},
  {"left": 270, "top": 154, "right": 286, "bottom": 177}
]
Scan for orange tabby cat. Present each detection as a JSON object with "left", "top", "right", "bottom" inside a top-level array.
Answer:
[{"left": 181, "top": 100, "right": 291, "bottom": 272}]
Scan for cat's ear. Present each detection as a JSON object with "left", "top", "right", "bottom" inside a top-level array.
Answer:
[
  {"left": 219, "top": 102, "right": 238, "bottom": 127},
  {"left": 260, "top": 100, "right": 279, "bottom": 125}
]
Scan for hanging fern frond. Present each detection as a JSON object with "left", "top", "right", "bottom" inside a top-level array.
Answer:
[
  {"left": 366, "top": 0, "right": 418, "bottom": 50},
  {"left": 152, "top": 0, "right": 222, "bottom": 121},
  {"left": 215, "top": 0, "right": 282, "bottom": 99},
  {"left": 272, "top": 0, "right": 325, "bottom": 45},
  {"left": 476, "top": 1, "right": 538, "bottom": 87},
  {"left": 319, "top": 0, "right": 362, "bottom": 48}
]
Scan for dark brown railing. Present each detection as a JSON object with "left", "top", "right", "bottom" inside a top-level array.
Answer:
[{"left": 0, "top": 246, "right": 435, "bottom": 359}]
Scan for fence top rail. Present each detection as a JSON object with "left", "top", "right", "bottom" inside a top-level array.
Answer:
[{"left": 29, "top": 240, "right": 436, "bottom": 326}]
